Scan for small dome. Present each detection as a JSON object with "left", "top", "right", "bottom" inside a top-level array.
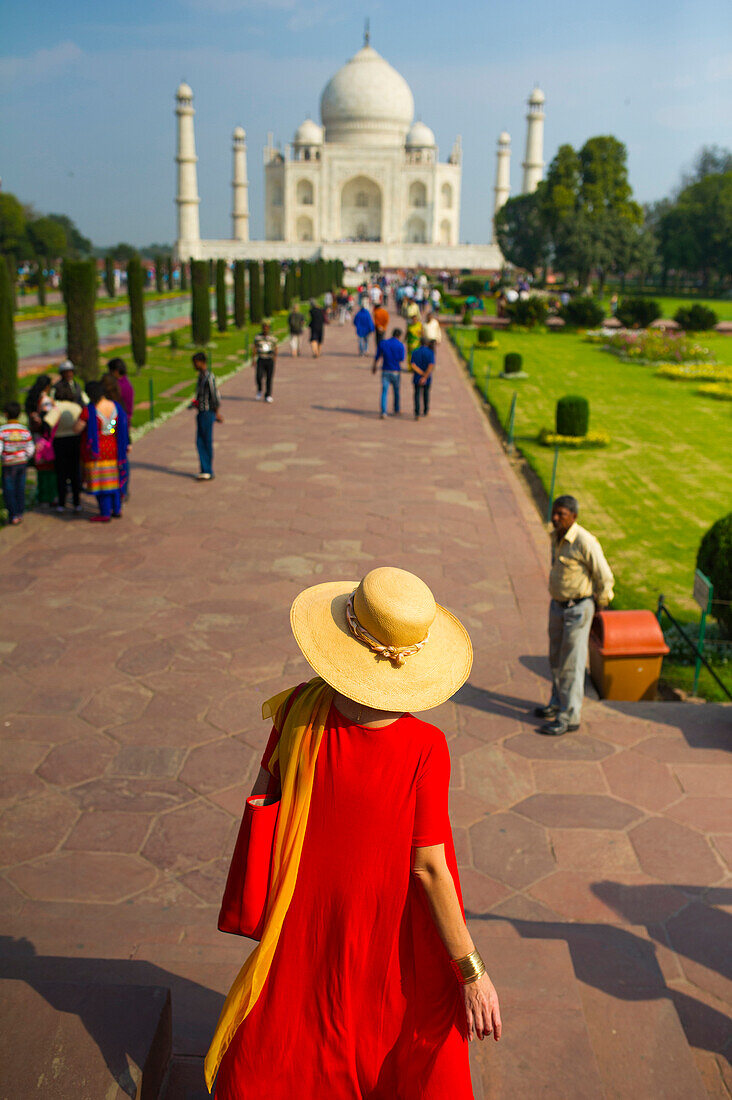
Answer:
[
  {"left": 529, "top": 86, "right": 545, "bottom": 105},
  {"left": 498, "top": 130, "right": 511, "bottom": 145},
  {"left": 294, "top": 118, "right": 324, "bottom": 145},
  {"left": 176, "top": 82, "right": 193, "bottom": 100},
  {"left": 233, "top": 126, "right": 246, "bottom": 140},
  {"left": 321, "top": 44, "right": 414, "bottom": 147},
  {"left": 406, "top": 121, "right": 436, "bottom": 148}
]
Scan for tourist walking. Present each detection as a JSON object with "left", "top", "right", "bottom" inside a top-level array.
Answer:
[
  {"left": 336, "top": 288, "right": 350, "bottom": 324},
  {"left": 373, "top": 302, "right": 389, "bottom": 350},
  {"left": 0, "top": 403, "right": 35, "bottom": 525},
  {"left": 536, "top": 495, "right": 615, "bottom": 735},
  {"left": 44, "top": 383, "right": 84, "bottom": 513},
  {"left": 373, "top": 326, "right": 405, "bottom": 419},
  {"left": 422, "top": 310, "right": 442, "bottom": 346},
  {"left": 287, "top": 304, "right": 305, "bottom": 357},
  {"left": 411, "top": 337, "right": 435, "bottom": 419},
  {"left": 309, "top": 300, "right": 326, "bottom": 357},
  {"left": 190, "top": 351, "right": 223, "bottom": 481},
  {"left": 74, "top": 381, "right": 129, "bottom": 522},
  {"left": 254, "top": 322, "right": 278, "bottom": 402},
  {"left": 52, "top": 360, "right": 83, "bottom": 404},
  {"left": 207, "top": 566, "right": 501, "bottom": 1099},
  {"left": 24, "top": 374, "right": 56, "bottom": 507},
  {"left": 353, "top": 302, "right": 375, "bottom": 356}
]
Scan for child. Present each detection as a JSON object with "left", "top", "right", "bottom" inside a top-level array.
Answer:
[{"left": 0, "top": 402, "right": 35, "bottom": 525}]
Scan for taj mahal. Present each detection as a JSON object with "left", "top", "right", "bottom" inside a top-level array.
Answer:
[{"left": 174, "top": 32, "right": 546, "bottom": 269}]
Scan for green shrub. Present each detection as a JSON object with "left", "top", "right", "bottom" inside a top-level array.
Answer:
[
  {"left": 616, "top": 297, "right": 661, "bottom": 328},
  {"left": 64, "top": 259, "right": 99, "bottom": 381},
  {"left": 674, "top": 304, "right": 718, "bottom": 331},
  {"left": 477, "top": 327, "right": 495, "bottom": 345},
  {"left": 458, "top": 277, "right": 485, "bottom": 297},
  {"left": 503, "top": 353, "right": 523, "bottom": 375},
  {"left": 0, "top": 257, "right": 18, "bottom": 406},
  {"left": 127, "top": 256, "right": 146, "bottom": 370},
  {"left": 505, "top": 295, "right": 548, "bottom": 328},
  {"left": 215, "top": 259, "right": 227, "bottom": 333},
  {"left": 559, "top": 296, "right": 605, "bottom": 328},
  {"left": 462, "top": 309, "right": 473, "bottom": 327},
  {"left": 169, "top": 329, "right": 182, "bottom": 350},
  {"left": 249, "top": 261, "right": 263, "bottom": 324},
  {"left": 190, "top": 260, "right": 211, "bottom": 346},
  {"left": 697, "top": 513, "right": 732, "bottom": 636},
  {"left": 233, "top": 260, "right": 246, "bottom": 328},
  {"left": 556, "top": 394, "right": 589, "bottom": 437},
  {"left": 104, "top": 255, "right": 116, "bottom": 299}
]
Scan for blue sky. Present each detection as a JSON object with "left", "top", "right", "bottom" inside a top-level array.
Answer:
[{"left": 2, "top": 0, "right": 730, "bottom": 247}]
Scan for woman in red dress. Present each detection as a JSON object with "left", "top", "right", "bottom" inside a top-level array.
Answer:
[
  {"left": 208, "top": 567, "right": 502, "bottom": 1099},
  {"left": 74, "top": 379, "right": 129, "bottom": 522}
]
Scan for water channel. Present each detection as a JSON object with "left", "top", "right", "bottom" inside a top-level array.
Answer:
[{"left": 17, "top": 294, "right": 199, "bottom": 359}]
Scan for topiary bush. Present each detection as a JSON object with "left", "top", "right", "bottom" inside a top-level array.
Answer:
[
  {"left": 616, "top": 297, "right": 661, "bottom": 328},
  {"left": 556, "top": 395, "right": 590, "bottom": 437},
  {"left": 505, "top": 295, "right": 548, "bottom": 328},
  {"left": 477, "top": 327, "right": 495, "bottom": 344},
  {"left": 674, "top": 304, "right": 719, "bottom": 331},
  {"left": 697, "top": 512, "right": 732, "bottom": 637},
  {"left": 503, "top": 353, "right": 523, "bottom": 375},
  {"left": 559, "top": 295, "right": 605, "bottom": 328},
  {"left": 462, "top": 309, "right": 473, "bottom": 327},
  {"left": 458, "top": 277, "right": 485, "bottom": 297}
]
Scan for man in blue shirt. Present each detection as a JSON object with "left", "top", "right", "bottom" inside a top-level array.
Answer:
[
  {"left": 372, "top": 328, "right": 405, "bottom": 419},
  {"left": 410, "top": 338, "right": 435, "bottom": 419},
  {"left": 353, "top": 303, "right": 375, "bottom": 356}
]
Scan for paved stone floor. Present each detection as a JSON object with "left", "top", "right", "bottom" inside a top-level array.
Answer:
[{"left": 1, "top": 315, "right": 730, "bottom": 1098}]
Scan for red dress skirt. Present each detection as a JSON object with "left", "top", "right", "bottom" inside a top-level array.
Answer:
[{"left": 214, "top": 705, "right": 472, "bottom": 1100}]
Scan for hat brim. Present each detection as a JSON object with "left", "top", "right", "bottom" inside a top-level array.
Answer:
[{"left": 290, "top": 580, "right": 472, "bottom": 712}]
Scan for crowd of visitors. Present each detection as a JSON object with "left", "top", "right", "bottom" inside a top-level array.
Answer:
[{"left": 4, "top": 358, "right": 133, "bottom": 525}]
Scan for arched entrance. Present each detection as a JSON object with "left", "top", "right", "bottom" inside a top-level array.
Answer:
[{"left": 341, "top": 176, "right": 382, "bottom": 241}]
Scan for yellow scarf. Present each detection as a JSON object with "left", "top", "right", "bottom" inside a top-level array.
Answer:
[{"left": 204, "top": 677, "right": 333, "bottom": 1091}]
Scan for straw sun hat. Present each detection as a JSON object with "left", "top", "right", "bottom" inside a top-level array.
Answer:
[{"left": 290, "top": 567, "right": 472, "bottom": 712}]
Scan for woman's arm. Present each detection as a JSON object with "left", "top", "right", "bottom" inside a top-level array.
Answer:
[{"left": 412, "top": 843, "right": 502, "bottom": 1043}]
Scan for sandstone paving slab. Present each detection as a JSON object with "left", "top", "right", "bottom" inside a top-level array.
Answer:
[
  {"left": 549, "top": 828, "right": 641, "bottom": 874},
  {"left": 673, "top": 764, "right": 732, "bottom": 798},
  {"left": 7, "top": 851, "right": 158, "bottom": 903},
  {"left": 64, "top": 810, "right": 152, "bottom": 853},
  {"left": 602, "top": 748, "right": 683, "bottom": 812},
  {"left": 470, "top": 811, "right": 555, "bottom": 890},
  {"left": 36, "top": 733, "right": 118, "bottom": 787},
  {"left": 505, "top": 731, "right": 614, "bottom": 761},
  {"left": 531, "top": 760, "right": 609, "bottom": 794},
  {"left": 515, "top": 792, "right": 642, "bottom": 830},
  {"left": 666, "top": 797, "right": 732, "bottom": 835},
  {"left": 630, "top": 817, "right": 726, "bottom": 885},
  {"left": 0, "top": 790, "right": 79, "bottom": 865}
]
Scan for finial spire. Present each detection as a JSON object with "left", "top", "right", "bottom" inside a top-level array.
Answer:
[{"left": 364, "top": 17, "right": 370, "bottom": 46}]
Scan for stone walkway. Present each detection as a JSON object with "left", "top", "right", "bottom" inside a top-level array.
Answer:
[{"left": 0, "top": 314, "right": 730, "bottom": 1098}]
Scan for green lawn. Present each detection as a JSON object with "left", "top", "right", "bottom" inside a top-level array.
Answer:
[
  {"left": 598, "top": 293, "right": 732, "bottom": 322},
  {"left": 451, "top": 326, "right": 732, "bottom": 613},
  {"left": 451, "top": 326, "right": 732, "bottom": 699}
]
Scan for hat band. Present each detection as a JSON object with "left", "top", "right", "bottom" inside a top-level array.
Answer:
[{"left": 346, "top": 593, "right": 430, "bottom": 667}]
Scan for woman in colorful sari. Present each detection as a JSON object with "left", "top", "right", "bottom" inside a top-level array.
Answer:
[
  {"left": 74, "top": 379, "right": 129, "bottom": 522},
  {"left": 207, "top": 566, "right": 502, "bottom": 1099}
]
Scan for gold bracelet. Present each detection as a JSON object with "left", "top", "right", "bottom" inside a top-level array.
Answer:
[{"left": 450, "top": 950, "right": 486, "bottom": 985}]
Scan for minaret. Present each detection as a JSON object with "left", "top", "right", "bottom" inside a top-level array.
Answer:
[
  {"left": 231, "top": 127, "right": 249, "bottom": 242},
  {"left": 175, "top": 82, "right": 201, "bottom": 245},
  {"left": 521, "top": 87, "right": 545, "bottom": 194},
  {"left": 493, "top": 131, "right": 511, "bottom": 219}
]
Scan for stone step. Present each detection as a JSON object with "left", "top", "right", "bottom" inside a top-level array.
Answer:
[{"left": 0, "top": 979, "right": 171, "bottom": 1099}]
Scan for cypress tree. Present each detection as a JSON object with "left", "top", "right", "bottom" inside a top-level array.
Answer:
[
  {"left": 233, "top": 260, "right": 246, "bottom": 327},
  {"left": 249, "top": 261, "right": 262, "bottom": 323},
  {"left": 191, "top": 260, "right": 211, "bottom": 346},
  {"left": 104, "top": 255, "right": 116, "bottom": 298},
  {"left": 126, "top": 255, "right": 147, "bottom": 371},
  {"left": 282, "top": 265, "right": 292, "bottom": 310},
  {"left": 167, "top": 255, "right": 174, "bottom": 291},
  {"left": 0, "top": 257, "right": 18, "bottom": 406},
  {"left": 64, "top": 259, "right": 99, "bottom": 381},
  {"left": 209, "top": 259, "right": 215, "bottom": 287},
  {"left": 299, "top": 261, "right": 310, "bottom": 302},
  {"left": 36, "top": 263, "right": 47, "bottom": 307},
  {"left": 155, "top": 257, "right": 164, "bottom": 294},
  {"left": 263, "top": 260, "right": 275, "bottom": 317},
  {"left": 180, "top": 261, "right": 188, "bottom": 292},
  {"left": 216, "top": 259, "right": 227, "bottom": 333}
]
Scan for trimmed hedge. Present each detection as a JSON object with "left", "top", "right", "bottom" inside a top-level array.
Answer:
[
  {"left": 458, "top": 277, "right": 485, "bottom": 297},
  {"left": 0, "top": 257, "right": 18, "bottom": 405},
  {"left": 215, "top": 259, "right": 227, "bottom": 333},
  {"left": 191, "top": 260, "right": 211, "bottom": 346},
  {"left": 674, "top": 304, "right": 718, "bottom": 331},
  {"left": 697, "top": 512, "right": 732, "bottom": 636},
  {"left": 126, "top": 256, "right": 147, "bottom": 370},
  {"left": 559, "top": 295, "right": 604, "bottom": 328},
  {"left": 503, "top": 352, "right": 523, "bottom": 375},
  {"left": 63, "top": 259, "right": 99, "bottom": 381},
  {"left": 616, "top": 297, "right": 661, "bottom": 328},
  {"left": 505, "top": 295, "right": 548, "bottom": 328},
  {"left": 556, "top": 394, "right": 589, "bottom": 437},
  {"left": 233, "top": 260, "right": 246, "bottom": 328},
  {"left": 477, "top": 327, "right": 495, "bottom": 345}
]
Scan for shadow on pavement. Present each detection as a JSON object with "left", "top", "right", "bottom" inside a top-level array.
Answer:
[
  {"left": 469, "top": 883, "right": 732, "bottom": 1067},
  {"left": 0, "top": 935, "right": 223, "bottom": 1088},
  {"left": 130, "top": 461, "right": 197, "bottom": 481},
  {"left": 311, "top": 405, "right": 382, "bottom": 418},
  {"left": 454, "top": 681, "right": 536, "bottom": 720}
]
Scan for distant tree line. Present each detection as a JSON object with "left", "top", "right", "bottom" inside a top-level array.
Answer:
[{"left": 495, "top": 142, "right": 732, "bottom": 292}]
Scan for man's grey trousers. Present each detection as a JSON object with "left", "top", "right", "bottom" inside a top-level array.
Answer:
[{"left": 548, "top": 598, "right": 595, "bottom": 724}]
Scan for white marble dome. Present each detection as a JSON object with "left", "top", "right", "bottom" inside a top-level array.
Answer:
[
  {"left": 176, "top": 82, "right": 193, "bottom": 100},
  {"left": 406, "top": 121, "right": 436, "bottom": 148},
  {"left": 294, "top": 118, "right": 324, "bottom": 145},
  {"left": 498, "top": 131, "right": 511, "bottom": 145},
  {"left": 529, "top": 86, "right": 545, "bottom": 106},
  {"left": 320, "top": 45, "right": 414, "bottom": 147}
]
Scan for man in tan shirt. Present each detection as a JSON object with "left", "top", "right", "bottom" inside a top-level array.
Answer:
[{"left": 536, "top": 495, "right": 614, "bottom": 735}]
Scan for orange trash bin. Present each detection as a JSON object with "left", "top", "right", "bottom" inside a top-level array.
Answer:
[{"left": 589, "top": 610, "right": 670, "bottom": 701}]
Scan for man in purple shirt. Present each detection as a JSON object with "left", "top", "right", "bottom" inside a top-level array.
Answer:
[
  {"left": 372, "top": 327, "right": 405, "bottom": 419},
  {"left": 108, "top": 358, "right": 135, "bottom": 422}
]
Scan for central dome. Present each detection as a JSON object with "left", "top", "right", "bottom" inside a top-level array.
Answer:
[{"left": 320, "top": 45, "right": 414, "bottom": 147}]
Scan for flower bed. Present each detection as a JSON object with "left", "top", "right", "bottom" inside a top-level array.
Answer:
[
  {"left": 538, "top": 428, "right": 610, "bottom": 448},
  {"left": 656, "top": 364, "right": 732, "bottom": 382},
  {"left": 697, "top": 382, "right": 732, "bottom": 399},
  {"left": 601, "top": 329, "right": 715, "bottom": 365}
]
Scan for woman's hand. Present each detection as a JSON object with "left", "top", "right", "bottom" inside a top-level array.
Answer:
[{"left": 462, "top": 972, "right": 502, "bottom": 1042}]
